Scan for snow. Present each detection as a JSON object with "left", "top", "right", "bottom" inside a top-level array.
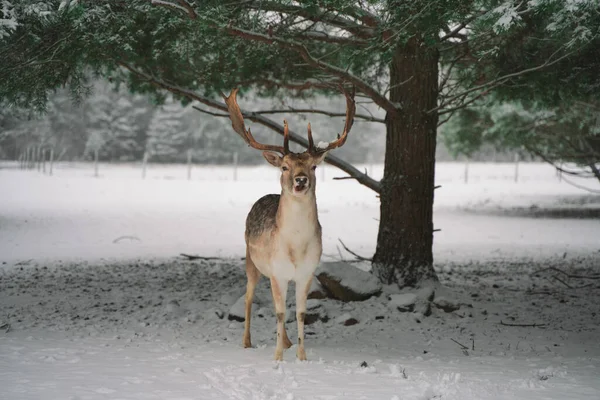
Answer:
[
  {"left": 0, "top": 1, "right": 18, "bottom": 39},
  {"left": 493, "top": 3, "right": 521, "bottom": 33},
  {"left": 1, "top": 161, "right": 599, "bottom": 399}
]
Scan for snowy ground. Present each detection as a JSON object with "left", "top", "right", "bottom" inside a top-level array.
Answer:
[{"left": 1, "top": 161, "right": 599, "bottom": 400}]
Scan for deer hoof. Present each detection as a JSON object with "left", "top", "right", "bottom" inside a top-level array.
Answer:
[
  {"left": 243, "top": 339, "right": 252, "bottom": 348},
  {"left": 283, "top": 336, "right": 293, "bottom": 349},
  {"left": 274, "top": 350, "right": 284, "bottom": 361},
  {"left": 297, "top": 348, "right": 307, "bottom": 361}
]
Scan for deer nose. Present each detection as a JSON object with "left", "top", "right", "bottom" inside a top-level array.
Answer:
[{"left": 295, "top": 176, "right": 308, "bottom": 186}]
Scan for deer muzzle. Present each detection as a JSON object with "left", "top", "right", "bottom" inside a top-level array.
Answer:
[{"left": 293, "top": 175, "right": 309, "bottom": 193}]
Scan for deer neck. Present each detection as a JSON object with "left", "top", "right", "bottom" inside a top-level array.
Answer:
[{"left": 276, "top": 191, "right": 319, "bottom": 235}]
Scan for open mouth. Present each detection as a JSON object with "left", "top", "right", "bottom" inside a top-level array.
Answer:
[{"left": 294, "top": 185, "right": 308, "bottom": 193}]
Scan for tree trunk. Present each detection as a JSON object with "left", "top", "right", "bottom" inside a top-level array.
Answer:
[{"left": 372, "top": 38, "right": 439, "bottom": 287}]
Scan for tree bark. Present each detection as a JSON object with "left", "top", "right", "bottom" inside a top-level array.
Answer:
[{"left": 372, "top": 38, "right": 439, "bottom": 287}]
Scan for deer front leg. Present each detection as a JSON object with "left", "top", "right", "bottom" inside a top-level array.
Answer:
[
  {"left": 270, "top": 276, "right": 289, "bottom": 361},
  {"left": 295, "top": 276, "right": 313, "bottom": 361},
  {"left": 243, "top": 251, "right": 260, "bottom": 348}
]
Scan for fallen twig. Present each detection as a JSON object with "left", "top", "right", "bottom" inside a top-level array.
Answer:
[
  {"left": 534, "top": 267, "right": 600, "bottom": 280},
  {"left": 500, "top": 320, "right": 546, "bottom": 328},
  {"left": 338, "top": 239, "right": 372, "bottom": 262},
  {"left": 450, "top": 338, "right": 468, "bottom": 350},
  {"left": 551, "top": 275, "right": 573, "bottom": 289},
  {"left": 113, "top": 235, "right": 141, "bottom": 243},
  {"left": 179, "top": 253, "right": 223, "bottom": 261}
]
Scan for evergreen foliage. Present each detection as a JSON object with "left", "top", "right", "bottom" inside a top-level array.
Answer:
[{"left": 1, "top": 0, "right": 598, "bottom": 286}]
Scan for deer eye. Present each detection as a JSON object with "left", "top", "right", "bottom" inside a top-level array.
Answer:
[
  {"left": 311, "top": 165, "right": 317, "bottom": 170},
  {"left": 282, "top": 166, "right": 289, "bottom": 171}
]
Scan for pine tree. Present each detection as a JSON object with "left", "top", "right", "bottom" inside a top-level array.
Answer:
[
  {"left": 1, "top": 0, "right": 598, "bottom": 287},
  {"left": 146, "top": 97, "right": 192, "bottom": 162},
  {"left": 85, "top": 82, "right": 148, "bottom": 161}
]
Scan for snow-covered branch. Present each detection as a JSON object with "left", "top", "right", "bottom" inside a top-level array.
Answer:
[
  {"left": 224, "top": 25, "right": 398, "bottom": 116},
  {"left": 151, "top": 0, "right": 196, "bottom": 19}
]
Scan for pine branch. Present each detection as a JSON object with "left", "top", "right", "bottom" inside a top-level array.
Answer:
[
  {"left": 238, "top": 77, "right": 343, "bottom": 92},
  {"left": 439, "top": 12, "right": 488, "bottom": 42},
  {"left": 151, "top": 0, "right": 197, "bottom": 19},
  {"left": 149, "top": 2, "right": 394, "bottom": 114},
  {"left": 430, "top": 48, "right": 577, "bottom": 114},
  {"left": 295, "top": 31, "right": 368, "bottom": 46},
  {"left": 223, "top": 25, "right": 398, "bottom": 115},
  {"left": 253, "top": 108, "right": 384, "bottom": 123},
  {"left": 119, "top": 62, "right": 382, "bottom": 193},
  {"left": 245, "top": 1, "right": 376, "bottom": 39}
]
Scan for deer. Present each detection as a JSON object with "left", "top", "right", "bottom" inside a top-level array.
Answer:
[{"left": 222, "top": 87, "right": 355, "bottom": 361}]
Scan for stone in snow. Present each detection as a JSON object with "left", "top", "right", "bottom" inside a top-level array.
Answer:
[
  {"left": 307, "top": 277, "right": 328, "bottom": 300},
  {"left": 433, "top": 297, "right": 461, "bottom": 313},
  {"left": 305, "top": 299, "right": 329, "bottom": 325},
  {"left": 316, "top": 262, "right": 382, "bottom": 302},
  {"left": 388, "top": 294, "right": 417, "bottom": 312},
  {"left": 227, "top": 295, "right": 247, "bottom": 322},
  {"left": 335, "top": 312, "right": 359, "bottom": 326}
]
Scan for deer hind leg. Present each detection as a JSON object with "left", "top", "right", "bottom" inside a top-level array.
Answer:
[
  {"left": 295, "top": 276, "right": 313, "bottom": 361},
  {"left": 243, "top": 249, "right": 260, "bottom": 349},
  {"left": 270, "top": 276, "right": 290, "bottom": 361}
]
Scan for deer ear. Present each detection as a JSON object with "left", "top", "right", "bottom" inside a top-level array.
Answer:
[
  {"left": 313, "top": 151, "right": 329, "bottom": 165},
  {"left": 263, "top": 151, "right": 283, "bottom": 167}
]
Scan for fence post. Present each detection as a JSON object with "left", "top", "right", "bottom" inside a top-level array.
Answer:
[
  {"left": 514, "top": 153, "right": 520, "bottom": 183},
  {"left": 94, "top": 149, "right": 99, "bottom": 178},
  {"left": 36, "top": 146, "right": 42, "bottom": 172},
  {"left": 29, "top": 147, "right": 34, "bottom": 169},
  {"left": 142, "top": 152, "right": 148, "bottom": 179},
  {"left": 464, "top": 158, "right": 469, "bottom": 184},
  {"left": 42, "top": 149, "right": 47, "bottom": 174},
  {"left": 49, "top": 148, "right": 54, "bottom": 176},
  {"left": 187, "top": 149, "right": 193, "bottom": 180},
  {"left": 233, "top": 152, "right": 239, "bottom": 181}
]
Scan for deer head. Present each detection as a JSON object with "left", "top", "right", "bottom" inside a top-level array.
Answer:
[{"left": 222, "top": 88, "right": 355, "bottom": 197}]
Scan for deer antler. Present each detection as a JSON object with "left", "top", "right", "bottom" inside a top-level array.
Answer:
[
  {"left": 308, "top": 86, "right": 356, "bottom": 154},
  {"left": 223, "top": 88, "right": 289, "bottom": 155}
]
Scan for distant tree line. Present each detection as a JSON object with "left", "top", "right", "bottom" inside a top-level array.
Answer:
[{"left": 0, "top": 79, "right": 388, "bottom": 165}]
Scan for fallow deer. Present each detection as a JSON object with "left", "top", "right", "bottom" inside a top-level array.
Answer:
[{"left": 223, "top": 88, "right": 355, "bottom": 361}]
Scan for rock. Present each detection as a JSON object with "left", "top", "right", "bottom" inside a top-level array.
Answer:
[
  {"left": 433, "top": 297, "right": 461, "bottom": 313},
  {"left": 414, "top": 301, "right": 432, "bottom": 317},
  {"left": 220, "top": 289, "right": 245, "bottom": 307},
  {"left": 335, "top": 312, "right": 358, "bottom": 326},
  {"left": 389, "top": 294, "right": 417, "bottom": 312},
  {"left": 164, "top": 300, "right": 186, "bottom": 318},
  {"left": 305, "top": 300, "right": 328, "bottom": 325},
  {"left": 165, "top": 299, "right": 181, "bottom": 313},
  {"left": 256, "top": 307, "right": 269, "bottom": 318},
  {"left": 316, "top": 262, "right": 382, "bottom": 302},
  {"left": 418, "top": 286, "right": 436, "bottom": 302},
  {"left": 307, "top": 277, "right": 328, "bottom": 300},
  {"left": 227, "top": 295, "right": 247, "bottom": 322}
]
